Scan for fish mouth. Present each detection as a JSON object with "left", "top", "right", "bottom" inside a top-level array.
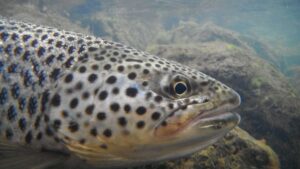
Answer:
[
  {"left": 154, "top": 94, "right": 241, "bottom": 137},
  {"left": 188, "top": 102, "right": 240, "bottom": 129}
]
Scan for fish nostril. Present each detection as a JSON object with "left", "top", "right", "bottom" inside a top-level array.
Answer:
[{"left": 228, "top": 91, "right": 241, "bottom": 106}]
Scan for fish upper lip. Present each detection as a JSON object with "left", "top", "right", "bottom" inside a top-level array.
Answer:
[{"left": 162, "top": 97, "right": 238, "bottom": 126}]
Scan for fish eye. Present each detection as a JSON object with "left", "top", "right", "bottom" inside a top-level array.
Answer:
[{"left": 174, "top": 82, "right": 187, "bottom": 95}]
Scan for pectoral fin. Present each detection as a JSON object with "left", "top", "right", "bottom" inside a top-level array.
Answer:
[{"left": 0, "top": 139, "right": 68, "bottom": 169}]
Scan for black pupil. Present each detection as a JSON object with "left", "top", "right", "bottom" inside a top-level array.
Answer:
[{"left": 175, "top": 82, "right": 187, "bottom": 95}]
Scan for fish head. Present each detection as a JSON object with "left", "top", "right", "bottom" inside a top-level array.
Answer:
[{"left": 48, "top": 51, "right": 240, "bottom": 167}]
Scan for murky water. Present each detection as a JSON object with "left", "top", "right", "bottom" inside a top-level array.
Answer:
[{"left": 0, "top": 0, "right": 299, "bottom": 169}]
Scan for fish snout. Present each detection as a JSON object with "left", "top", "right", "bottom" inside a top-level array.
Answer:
[{"left": 226, "top": 90, "right": 241, "bottom": 108}]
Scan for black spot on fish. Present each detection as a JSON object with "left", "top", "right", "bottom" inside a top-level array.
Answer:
[
  {"left": 11, "top": 33, "right": 19, "bottom": 40},
  {"left": 50, "top": 68, "right": 61, "bottom": 81},
  {"left": 68, "top": 121, "right": 79, "bottom": 132},
  {"left": 128, "top": 72, "right": 137, "bottom": 80},
  {"left": 37, "top": 47, "right": 46, "bottom": 57},
  {"left": 64, "top": 57, "right": 74, "bottom": 68},
  {"left": 112, "top": 87, "right": 119, "bottom": 95},
  {"left": 104, "top": 64, "right": 111, "bottom": 70},
  {"left": 18, "top": 97, "right": 26, "bottom": 110},
  {"left": 36, "top": 29, "right": 43, "bottom": 33},
  {"left": 51, "top": 94, "right": 61, "bottom": 107},
  {"left": 124, "top": 104, "right": 131, "bottom": 113},
  {"left": 28, "top": 96, "right": 38, "bottom": 116},
  {"left": 151, "top": 112, "right": 161, "bottom": 120},
  {"left": 64, "top": 73, "right": 73, "bottom": 83},
  {"left": 136, "top": 106, "right": 146, "bottom": 115},
  {"left": 36, "top": 132, "right": 43, "bottom": 140},
  {"left": 85, "top": 104, "right": 95, "bottom": 115},
  {"left": 98, "top": 91, "right": 108, "bottom": 100},
  {"left": 77, "top": 39, "right": 84, "bottom": 44},
  {"left": 136, "top": 121, "right": 145, "bottom": 129},
  {"left": 103, "top": 129, "right": 112, "bottom": 137},
  {"left": 56, "top": 41, "right": 63, "bottom": 48},
  {"left": 10, "top": 83, "right": 20, "bottom": 99},
  {"left": 67, "top": 36, "right": 75, "bottom": 41},
  {"left": 48, "top": 39, "right": 54, "bottom": 45},
  {"left": 142, "top": 81, "right": 148, "bottom": 86},
  {"left": 32, "top": 60, "right": 41, "bottom": 75},
  {"left": 0, "top": 61, "right": 3, "bottom": 72},
  {"left": 0, "top": 32, "right": 9, "bottom": 41},
  {"left": 34, "top": 115, "right": 41, "bottom": 129},
  {"left": 95, "top": 56, "right": 104, "bottom": 61},
  {"left": 113, "top": 51, "right": 119, "bottom": 56},
  {"left": 78, "top": 54, "right": 88, "bottom": 62},
  {"left": 41, "top": 91, "right": 49, "bottom": 112},
  {"left": 154, "top": 95, "right": 163, "bottom": 103},
  {"left": 53, "top": 119, "right": 61, "bottom": 131},
  {"left": 38, "top": 70, "right": 47, "bottom": 86},
  {"left": 7, "top": 105, "right": 17, "bottom": 122},
  {"left": 117, "top": 65, "right": 124, "bottom": 72},
  {"left": 143, "top": 69, "right": 150, "bottom": 75},
  {"left": 118, "top": 117, "right": 127, "bottom": 127},
  {"left": 18, "top": 118, "right": 27, "bottom": 131},
  {"left": 100, "top": 50, "right": 107, "bottom": 55},
  {"left": 22, "top": 51, "right": 31, "bottom": 61},
  {"left": 97, "top": 112, "right": 106, "bottom": 120},
  {"left": 8, "top": 63, "right": 19, "bottom": 73},
  {"left": 125, "top": 59, "right": 143, "bottom": 63},
  {"left": 70, "top": 98, "right": 79, "bottom": 109},
  {"left": 106, "top": 76, "right": 116, "bottom": 84},
  {"left": 46, "top": 126, "right": 54, "bottom": 136},
  {"left": 22, "top": 34, "right": 31, "bottom": 42},
  {"left": 110, "top": 57, "right": 117, "bottom": 62},
  {"left": 88, "top": 74, "right": 98, "bottom": 83},
  {"left": 75, "top": 82, "right": 83, "bottom": 90},
  {"left": 23, "top": 70, "right": 33, "bottom": 87},
  {"left": 57, "top": 53, "right": 65, "bottom": 61},
  {"left": 126, "top": 87, "right": 138, "bottom": 97},
  {"left": 5, "top": 128, "right": 13, "bottom": 140},
  {"left": 45, "top": 55, "right": 55, "bottom": 65},
  {"left": 25, "top": 131, "right": 33, "bottom": 144},
  {"left": 14, "top": 46, "right": 23, "bottom": 55},
  {"left": 31, "top": 39, "right": 38, "bottom": 47},
  {"left": 0, "top": 87, "right": 8, "bottom": 105},
  {"left": 90, "top": 128, "right": 97, "bottom": 136},
  {"left": 5, "top": 44, "right": 12, "bottom": 55},
  {"left": 110, "top": 103, "right": 120, "bottom": 112},
  {"left": 78, "top": 44, "right": 86, "bottom": 53},
  {"left": 78, "top": 66, "right": 87, "bottom": 73},
  {"left": 41, "top": 34, "right": 48, "bottom": 41},
  {"left": 44, "top": 115, "right": 50, "bottom": 123},
  {"left": 91, "top": 64, "right": 99, "bottom": 71},
  {"left": 88, "top": 47, "right": 97, "bottom": 52},
  {"left": 100, "top": 144, "right": 108, "bottom": 149},
  {"left": 68, "top": 46, "right": 76, "bottom": 54}
]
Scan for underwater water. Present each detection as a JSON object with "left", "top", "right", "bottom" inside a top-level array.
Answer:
[{"left": 0, "top": 0, "right": 299, "bottom": 169}]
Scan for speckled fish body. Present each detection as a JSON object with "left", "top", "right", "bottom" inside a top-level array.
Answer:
[{"left": 0, "top": 18, "right": 241, "bottom": 169}]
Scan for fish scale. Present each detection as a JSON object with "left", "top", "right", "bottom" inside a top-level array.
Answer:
[
  {"left": 0, "top": 17, "right": 241, "bottom": 169},
  {"left": 0, "top": 18, "right": 92, "bottom": 150}
]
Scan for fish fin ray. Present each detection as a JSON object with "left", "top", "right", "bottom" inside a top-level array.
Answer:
[{"left": 0, "top": 139, "right": 67, "bottom": 169}]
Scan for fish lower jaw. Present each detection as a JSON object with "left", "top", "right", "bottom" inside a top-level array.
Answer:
[
  {"left": 191, "top": 111, "right": 240, "bottom": 127},
  {"left": 186, "top": 103, "right": 241, "bottom": 131}
]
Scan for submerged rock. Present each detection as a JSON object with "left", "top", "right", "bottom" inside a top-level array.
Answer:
[
  {"left": 147, "top": 22, "right": 300, "bottom": 169},
  {"left": 132, "top": 127, "right": 279, "bottom": 169}
]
